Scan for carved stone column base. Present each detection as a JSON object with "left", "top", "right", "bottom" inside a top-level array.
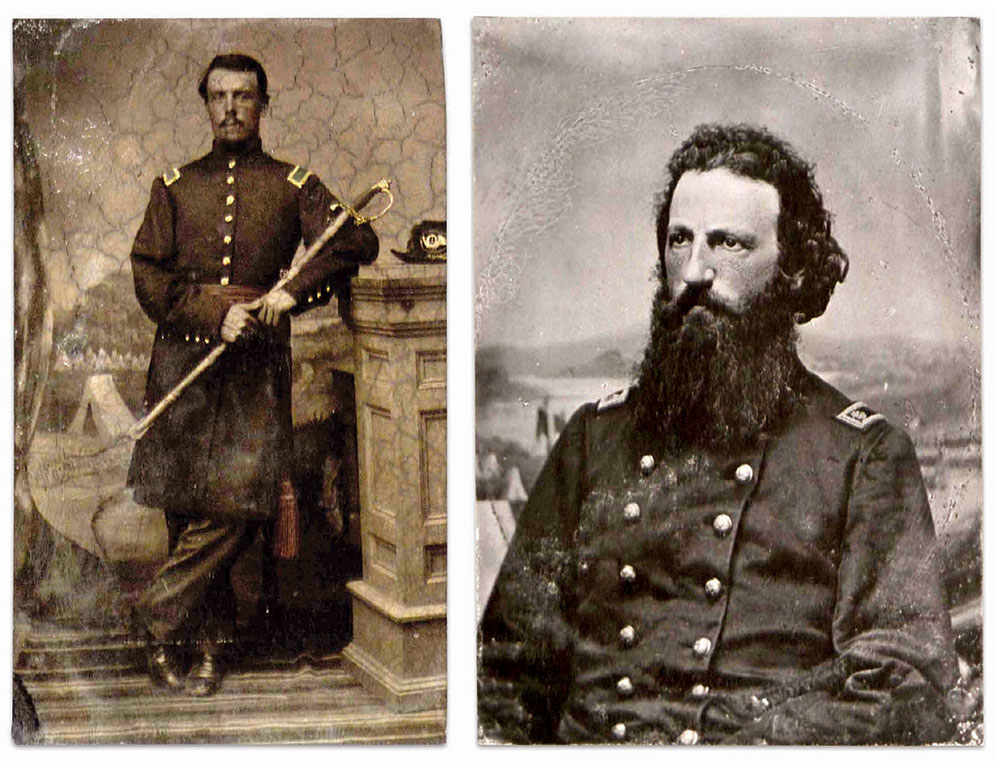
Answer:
[{"left": 343, "top": 579, "right": 446, "bottom": 712}]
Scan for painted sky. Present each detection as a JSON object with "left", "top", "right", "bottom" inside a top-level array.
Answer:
[{"left": 473, "top": 18, "right": 980, "bottom": 354}]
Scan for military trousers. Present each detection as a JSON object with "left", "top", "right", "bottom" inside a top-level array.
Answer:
[{"left": 139, "top": 513, "right": 260, "bottom": 650}]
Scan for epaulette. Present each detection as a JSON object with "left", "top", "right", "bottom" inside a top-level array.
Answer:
[
  {"left": 596, "top": 387, "right": 630, "bottom": 413},
  {"left": 287, "top": 165, "right": 313, "bottom": 189},
  {"left": 834, "top": 401, "right": 886, "bottom": 431},
  {"left": 162, "top": 167, "right": 180, "bottom": 187}
]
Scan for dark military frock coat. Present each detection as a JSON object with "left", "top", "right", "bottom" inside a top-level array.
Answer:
[
  {"left": 127, "top": 137, "right": 378, "bottom": 520},
  {"left": 479, "top": 369, "right": 959, "bottom": 744}
]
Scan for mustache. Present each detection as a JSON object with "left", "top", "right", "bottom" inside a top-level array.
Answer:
[{"left": 657, "top": 286, "right": 736, "bottom": 330}]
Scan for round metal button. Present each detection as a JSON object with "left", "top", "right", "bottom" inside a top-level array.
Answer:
[
  {"left": 678, "top": 729, "right": 699, "bottom": 745},
  {"left": 619, "top": 564, "right": 637, "bottom": 584},
  {"left": 619, "top": 625, "right": 636, "bottom": 648},
  {"left": 639, "top": 454, "right": 655, "bottom": 475},
  {"left": 222, "top": 256, "right": 231, "bottom": 266},
  {"left": 223, "top": 234, "right": 232, "bottom": 244},
  {"left": 611, "top": 723, "right": 627, "bottom": 740},
  {"left": 578, "top": 560, "right": 589, "bottom": 575},
  {"left": 704, "top": 578, "right": 723, "bottom": 599},
  {"left": 220, "top": 277, "right": 230, "bottom": 286},
  {"left": 623, "top": 502, "right": 641, "bottom": 522},
  {"left": 227, "top": 175, "right": 235, "bottom": 185},
  {"left": 690, "top": 683, "right": 710, "bottom": 697},
  {"left": 616, "top": 676, "right": 634, "bottom": 697},
  {"left": 735, "top": 463, "right": 754, "bottom": 484},
  {"left": 693, "top": 637, "right": 712, "bottom": 657},
  {"left": 225, "top": 195, "right": 235, "bottom": 205},
  {"left": 224, "top": 214, "right": 234, "bottom": 223},
  {"left": 713, "top": 514, "right": 733, "bottom": 536},
  {"left": 228, "top": 159, "right": 236, "bottom": 169}
]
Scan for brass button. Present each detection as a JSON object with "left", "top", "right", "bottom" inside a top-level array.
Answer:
[
  {"left": 619, "top": 564, "right": 636, "bottom": 584},
  {"left": 735, "top": 463, "right": 754, "bottom": 484},
  {"left": 223, "top": 234, "right": 232, "bottom": 244},
  {"left": 678, "top": 729, "right": 699, "bottom": 745},
  {"left": 578, "top": 560, "right": 589, "bottom": 575},
  {"left": 704, "top": 578, "right": 723, "bottom": 599},
  {"left": 224, "top": 214, "right": 234, "bottom": 223},
  {"left": 713, "top": 514, "right": 733, "bottom": 536},
  {"left": 220, "top": 277, "right": 230, "bottom": 286},
  {"left": 228, "top": 159, "right": 236, "bottom": 169},
  {"left": 623, "top": 502, "right": 640, "bottom": 522},
  {"left": 222, "top": 256, "right": 231, "bottom": 266},
  {"left": 204, "top": 337, "right": 210, "bottom": 344},
  {"left": 185, "top": 334, "right": 190, "bottom": 342},
  {"left": 690, "top": 684, "right": 710, "bottom": 697},
  {"left": 307, "top": 295, "right": 314, "bottom": 303},
  {"left": 194, "top": 335, "right": 200, "bottom": 343},
  {"left": 611, "top": 723, "right": 626, "bottom": 740},
  {"left": 639, "top": 454, "right": 655, "bottom": 475},
  {"left": 616, "top": 676, "right": 634, "bottom": 697},
  {"left": 226, "top": 176, "right": 235, "bottom": 185},
  {"left": 619, "top": 625, "right": 636, "bottom": 648},
  {"left": 226, "top": 195, "right": 235, "bottom": 205},
  {"left": 693, "top": 637, "right": 712, "bottom": 657}
]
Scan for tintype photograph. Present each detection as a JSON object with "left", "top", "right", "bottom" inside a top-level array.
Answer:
[
  {"left": 474, "top": 18, "right": 981, "bottom": 745},
  {"left": 14, "top": 18, "right": 446, "bottom": 744}
]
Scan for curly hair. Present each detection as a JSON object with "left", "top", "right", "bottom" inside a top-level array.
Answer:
[
  {"left": 655, "top": 123, "right": 848, "bottom": 324},
  {"left": 198, "top": 53, "right": 270, "bottom": 107}
]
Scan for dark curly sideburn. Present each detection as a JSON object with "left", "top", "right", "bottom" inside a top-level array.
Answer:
[{"left": 655, "top": 123, "right": 849, "bottom": 324}]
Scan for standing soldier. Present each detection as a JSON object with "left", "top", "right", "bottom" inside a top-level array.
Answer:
[{"left": 127, "top": 53, "right": 378, "bottom": 696}]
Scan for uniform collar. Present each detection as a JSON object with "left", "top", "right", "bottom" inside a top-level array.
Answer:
[{"left": 211, "top": 135, "right": 264, "bottom": 159}]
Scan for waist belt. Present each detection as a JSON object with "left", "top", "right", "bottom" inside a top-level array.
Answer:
[{"left": 194, "top": 284, "right": 267, "bottom": 304}]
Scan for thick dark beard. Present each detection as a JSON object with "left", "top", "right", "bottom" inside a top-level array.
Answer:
[{"left": 631, "top": 278, "right": 803, "bottom": 453}]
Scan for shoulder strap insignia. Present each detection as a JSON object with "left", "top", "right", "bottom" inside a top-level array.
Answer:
[
  {"left": 162, "top": 167, "right": 180, "bottom": 187},
  {"left": 596, "top": 387, "right": 630, "bottom": 413},
  {"left": 287, "top": 165, "right": 313, "bottom": 188},
  {"left": 834, "top": 401, "right": 886, "bottom": 431}
]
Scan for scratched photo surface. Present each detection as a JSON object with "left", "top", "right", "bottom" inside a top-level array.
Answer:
[
  {"left": 14, "top": 18, "right": 446, "bottom": 744},
  {"left": 474, "top": 18, "right": 980, "bottom": 745}
]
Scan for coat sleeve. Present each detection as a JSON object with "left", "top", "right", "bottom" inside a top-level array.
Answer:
[
  {"left": 130, "top": 178, "right": 235, "bottom": 336},
  {"left": 283, "top": 174, "right": 379, "bottom": 313},
  {"left": 478, "top": 406, "right": 591, "bottom": 743},
  {"left": 720, "top": 425, "right": 960, "bottom": 745}
]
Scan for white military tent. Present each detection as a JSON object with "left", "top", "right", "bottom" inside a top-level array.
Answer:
[{"left": 68, "top": 373, "right": 135, "bottom": 444}]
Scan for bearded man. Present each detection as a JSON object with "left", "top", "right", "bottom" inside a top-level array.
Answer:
[
  {"left": 127, "top": 53, "right": 378, "bottom": 696},
  {"left": 478, "top": 124, "right": 959, "bottom": 745}
]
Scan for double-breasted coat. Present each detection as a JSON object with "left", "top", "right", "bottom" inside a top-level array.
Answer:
[
  {"left": 479, "top": 368, "right": 959, "bottom": 744},
  {"left": 127, "top": 137, "right": 378, "bottom": 520}
]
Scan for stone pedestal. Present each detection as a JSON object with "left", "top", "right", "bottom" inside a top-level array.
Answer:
[{"left": 342, "top": 263, "right": 446, "bottom": 712}]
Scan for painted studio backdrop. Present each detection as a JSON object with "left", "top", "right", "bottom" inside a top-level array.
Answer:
[{"left": 14, "top": 18, "right": 446, "bottom": 744}]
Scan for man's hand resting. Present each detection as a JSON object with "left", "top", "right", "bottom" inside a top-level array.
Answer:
[
  {"left": 259, "top": 288, "right": 297, "bottom": 326},
  {"left": 221, "top": 304, "right": 259, "bottom": 343}
]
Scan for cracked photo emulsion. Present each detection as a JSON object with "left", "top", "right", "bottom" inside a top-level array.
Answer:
[
  {"left": 474, "top": 17, "right": 981, "bottom": 746},
  {"left": 14, "top": 18, "right": 446, "bottom": 744}
]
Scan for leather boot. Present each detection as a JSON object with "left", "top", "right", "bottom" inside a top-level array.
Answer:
[
  {"left": 186, "top": 651, "right": 224, "bottom": 697},
  {"left": 146, "top": 639, "right": 185, "bottom": 691}
]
